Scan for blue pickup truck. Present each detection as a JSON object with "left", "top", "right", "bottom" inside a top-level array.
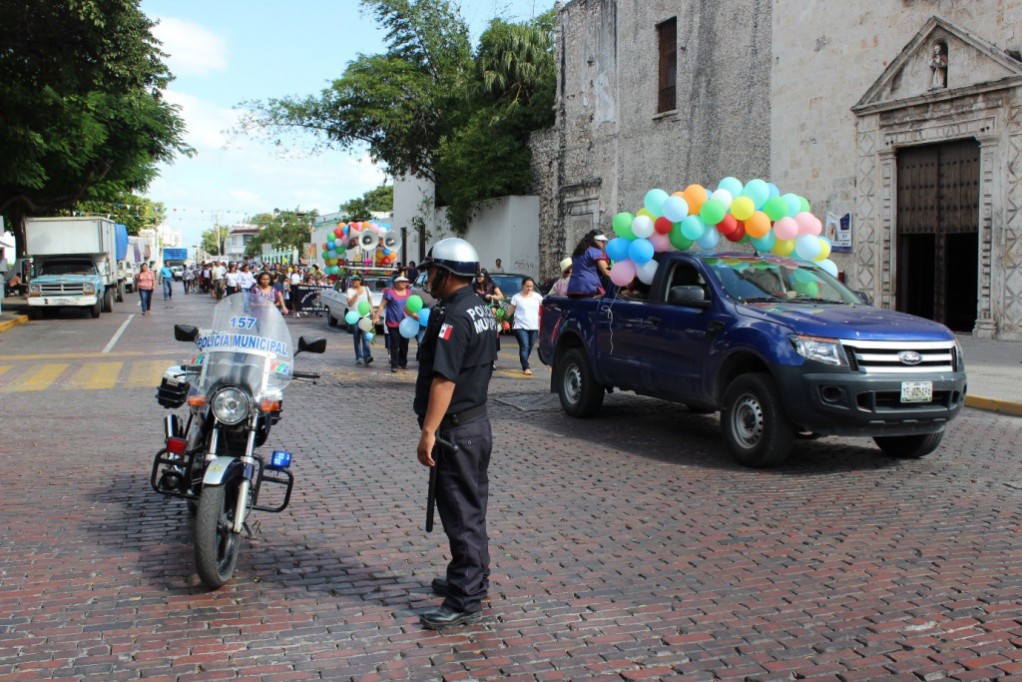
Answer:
[{"left": 538, "top": 252, "right": 967, "bottom": 467}]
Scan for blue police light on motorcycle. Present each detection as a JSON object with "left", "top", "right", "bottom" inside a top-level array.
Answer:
[{"left": 269, "top": 450, "right": 292, "bottom": 470}]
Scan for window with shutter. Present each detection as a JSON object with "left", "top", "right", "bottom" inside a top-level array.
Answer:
[{"left": 657, "top": 18, "right": 677, "bottom": 113}]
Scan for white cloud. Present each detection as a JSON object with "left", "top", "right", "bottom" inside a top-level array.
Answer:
[{"left": 151, "top": 17, "right": 228, "bottom": 78}]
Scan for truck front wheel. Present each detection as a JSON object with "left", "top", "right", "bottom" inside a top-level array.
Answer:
[
  {"left": 721, "top": 373, "right": 794, "bottom": 467},
  {"left": 556, "top": 348, "right": 604, "bottom": 418},
  {"left": 90, "top": 299, "right": 102, "bottom": 318},
  {"left": 873, "top": 430, "right": 944, "bottom": 458},
  {"left": 102, "top": 288, "right": 114, "bottom": 312}
]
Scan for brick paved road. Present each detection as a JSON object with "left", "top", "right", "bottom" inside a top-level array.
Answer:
[{"left": 2, "top": 290, "right": 1022, "bottom": 681}]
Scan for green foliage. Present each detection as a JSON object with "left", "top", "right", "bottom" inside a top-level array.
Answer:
[
  {"left": 341, "top": 185, "right": 394, "bottom": 221},
  {"left": 201, "top": 227, "right": 224, "bottom": 256},
  {"left": 72, "top": 192, "right": 166, "bottom": 235},
  {"left": 0, "top": 0, "right": 191, "bottom": 254},
  {"left": 244, "top": 210, "right": 319, "bottom": 258}
]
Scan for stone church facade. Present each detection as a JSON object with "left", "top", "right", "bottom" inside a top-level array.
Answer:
[{"left": 533, "top": 1, "right": 1022, "bottom": 339}]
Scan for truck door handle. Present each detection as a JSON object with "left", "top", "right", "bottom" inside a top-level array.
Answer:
[{"left": 707, "top": 320, "right": 724, "bottom": 338}]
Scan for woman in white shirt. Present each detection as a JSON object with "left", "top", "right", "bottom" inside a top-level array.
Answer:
[{"left": 506, "top": 277, "right": 543, "bottom": 376}]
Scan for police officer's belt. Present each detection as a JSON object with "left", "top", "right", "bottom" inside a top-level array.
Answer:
[{"left": 440, "top": 405, "right": 487, "bottom": 429}]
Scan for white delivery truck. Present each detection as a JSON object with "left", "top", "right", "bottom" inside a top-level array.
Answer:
[{"left": 25, "top": 217, "right": 121, "bottom": 319}]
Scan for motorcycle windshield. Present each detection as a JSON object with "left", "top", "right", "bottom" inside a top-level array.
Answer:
[{"left": 192, "top": 293, "right": 293, "bottom": 399}]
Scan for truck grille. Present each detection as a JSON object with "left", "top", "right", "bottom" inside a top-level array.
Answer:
[
  {"left": 38, "top": 283, "right": 85, "bottom": 296},
  {"left": 842, "top": 340, "right": 957, "bottom": 374}
]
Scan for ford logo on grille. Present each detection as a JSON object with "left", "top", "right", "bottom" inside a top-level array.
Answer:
[{"left": 898, "top": 351, "right": 923, "bottom": 365}]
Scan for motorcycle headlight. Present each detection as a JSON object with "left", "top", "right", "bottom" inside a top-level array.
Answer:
[
  {"left": 790, "top": 334, "right": 846, "bottom": 367},
  {"left": 211, "top": 387, "right": 250, "bottom": 425}
]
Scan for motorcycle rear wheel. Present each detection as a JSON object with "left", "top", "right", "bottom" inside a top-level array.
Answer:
[{"left": 194, "top": 485, "right": 241, "bottom": 589}]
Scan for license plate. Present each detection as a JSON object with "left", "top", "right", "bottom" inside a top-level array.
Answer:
[
  {"left": 43, "top": 297, "right": 76, "bottom": 306},
  {"left": 900, "top": 381, "right": 933, "bottom": 403}
]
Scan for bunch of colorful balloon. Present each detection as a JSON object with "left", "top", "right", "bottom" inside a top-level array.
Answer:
[
  {"left": 398, "top": 295, "right": 427, "bottom": 339},
  {"left": 604, "top": 178, "right": 838, "bottom": 288},
  {"left": 321, "top": 221, "right": 403, "bottom": 274},
  {"left": 344, "top": 298, "right": 377, "bottom": 341}
]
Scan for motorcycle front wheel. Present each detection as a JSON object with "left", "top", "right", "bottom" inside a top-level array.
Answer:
[{"left": 194, "top": 484, "right": 242, "bottom": 588}]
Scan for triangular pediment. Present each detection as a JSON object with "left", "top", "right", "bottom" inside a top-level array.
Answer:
[{"left": 854, "top": 16, "right": 1022, "bottom": 113}]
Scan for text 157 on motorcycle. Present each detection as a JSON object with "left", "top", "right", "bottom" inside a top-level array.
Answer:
[{"left": 150, "top": 294, "right": 326, "bottom": 589}]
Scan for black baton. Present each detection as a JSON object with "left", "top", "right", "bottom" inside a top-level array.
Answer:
[{"left": 426, "top": 435, "right": 458, "bottom": 533}]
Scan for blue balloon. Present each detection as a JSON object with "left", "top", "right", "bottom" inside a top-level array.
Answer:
[
  {"left": 418, "top": 308, "right": 430, "bottom": 327},
  {"left": 345, "top": 310, "right": 359, "bottom": 325},
  {"left": 766, "top": 183, "right": 780, "bottom": 199},
  {"left": 399, "top": 316, "right": 419, "bottom": 339},
  {"left": 364, "top": 331, "right": 375, "bottom": 343},
  {"left": 644, "top": 189, "right": 669, "bottom": 217},
  {"left": 742, "top": 179, "right": 770, "bottom": 209},
  {"left": 750, "top": 232, "right": 776, "bottom": 251},
  {"left": 696, "top": 228, "right": 720, "bottom": 250},
  {"left": 718, "top": 176, "right": 744, "bottom": 197},
  {"left": 628, "top": 238, "right": 655, "bottom": 265},
  {"left": 606, "top": 237, "right": 631, "bottom": 262},
  {"left": 681, "top": 215, "right": 706, "bottom": 241},
  {"left": 782, "top": 193, "right": 801, "bottom": 217}
]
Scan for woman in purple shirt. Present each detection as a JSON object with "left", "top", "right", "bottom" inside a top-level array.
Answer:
[{"left": 566, "top": 230, "right": 611, "bottom": 297}]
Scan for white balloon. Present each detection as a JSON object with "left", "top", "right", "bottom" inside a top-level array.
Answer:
[
  {"left": 818, "top": 258, "right": 839, "bottom": 277},
  {"left": 710, "top": 188, "right": 733, "bottom": 209},
  {"left": 636, "top": 259, "right": 659, "bottom": 285},
  {"left": 631, "top": 215, "right": 655, "bottom": 239},
  {"left": 358, "top": 317, "right": 373, "bottom": 332}
]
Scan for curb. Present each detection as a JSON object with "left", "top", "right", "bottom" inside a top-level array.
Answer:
[
  {"left": 965, "top": 394, "right": 1022, "bottom": 417},
  {"left": 0, "top": 314, "right": 28, "bottom": 334}
]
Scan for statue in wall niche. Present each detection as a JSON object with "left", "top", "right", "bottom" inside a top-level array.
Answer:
[{"left": 929, "top": 42, "right": 948, "bottom": 90}]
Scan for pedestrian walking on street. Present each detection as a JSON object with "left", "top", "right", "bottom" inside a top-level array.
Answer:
[
  {"left": 414, "top": 237, "right": 497, "bottom": 630},
  {"left": 346, "top": 274, "right": 374, "bottom": 366},
  {"left": 249, "top": 271, "right": 288, "bottom": 314},
  {"left": 183, "top": 266, "right": 195, "bottom": 294},
  {"left": 507, "top": 277, "right": 543, "bottom": 375},
  {"left": 373, "top": 274, "right": 413, "bottom": 372},
  {"left": 159, "top": 263, "right": 174, "bottom": 300},
  {"left": 136, "top": 263, "right": 155, "bottom": 315}
]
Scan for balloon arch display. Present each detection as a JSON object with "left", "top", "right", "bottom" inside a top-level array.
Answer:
[
  {"left": 605, "top": 178, "right": 838, "bottom": 288},
  {"left": 320, "top": 220, "right": 402, "bottom": 275}
]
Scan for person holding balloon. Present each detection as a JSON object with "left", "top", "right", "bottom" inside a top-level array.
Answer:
[
  {"left": 346, "top": 273, "right": 375, "bottom": 366},
  {"left": 567, "top": 231, "right": 611, "bottom": 297},
  {"left": 373, "top": 274, "right": 416, "bottom": 373}
]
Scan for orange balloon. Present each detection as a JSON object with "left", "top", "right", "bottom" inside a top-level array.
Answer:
[
  {"left": 683, "top": 185, "right": 706, "bottom": 215},
  {"left": 745, "top": 211, "right": 771, "bottom": 238}
]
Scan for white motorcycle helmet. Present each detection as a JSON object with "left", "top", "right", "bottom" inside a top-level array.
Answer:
[{"left": 420, "top": 238, "right": 480, "bottom": 278}]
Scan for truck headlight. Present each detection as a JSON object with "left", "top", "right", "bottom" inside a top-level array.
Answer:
[
  {"left": 28, "top": 284, "right": 41, "bottom": 296},
  {"left": 83, "top": 283, "right": 96, "bottom": 294},
  {"left": 211, "top": 387, "right": 250, "bottom": 425},
  {"left": 790, "top": 335, "right": 846, "bottom": 366}
]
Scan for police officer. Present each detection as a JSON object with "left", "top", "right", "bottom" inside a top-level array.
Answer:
[{"left": 414, "top": 238, "right": 498, "bottom": 629}]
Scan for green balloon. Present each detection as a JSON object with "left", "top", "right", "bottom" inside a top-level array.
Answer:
[
  {"left": 798, "top": 196, "right": 811, "bottom": 213},
  {"left": 699, "top": 199, "right": 727, "bottom": 225},
  {"left": 668, "top": 225, "right": 693, "bottom": 251},
  {"left": 612, "top": 212, "right": 635, "bottom": 239},
  {"left": 762, "top": 196, "right": 787, "bottom": 222},
  {"left": 406, "top": 294, "right": 423, "bottom": 313},
  {"left": 357, "top": 300, "right": 371, "bottom": 317}
]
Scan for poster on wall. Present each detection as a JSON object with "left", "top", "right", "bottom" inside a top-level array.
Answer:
[{"left": 826, "top": 212, "right": 852, "bottom": 253}]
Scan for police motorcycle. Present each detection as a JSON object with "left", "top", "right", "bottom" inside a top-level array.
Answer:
[{"left": 150, "top": 293, "right": 325, "bottom": 588}]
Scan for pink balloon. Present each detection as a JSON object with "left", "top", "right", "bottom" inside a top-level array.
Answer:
[
  {"left": 609, "top": 260, "right": 637, "bottom": 287},
  {"left": 794, "top": 212, "right": 821, "bottom": 236},
  {"left": 649, "top": 231, "right": 673, "bottom": 253},
  {"left": 773, "top": 217, "right": 798, "bottom": 241}
]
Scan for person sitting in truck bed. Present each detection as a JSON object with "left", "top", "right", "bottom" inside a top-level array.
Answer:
[{"left": 567, "top": 230, "right": 611, "bottom": 298}]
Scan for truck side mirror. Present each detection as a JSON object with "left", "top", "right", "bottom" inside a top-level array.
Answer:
[
  {"left": 174, "top": 324, "right": 199, "bottom": 342},
  {"left": 668, "top": 285, "right": 710, "bottom": 309},
  {"left": 297, "top": 336, "right": 327, "bottom": 355}
]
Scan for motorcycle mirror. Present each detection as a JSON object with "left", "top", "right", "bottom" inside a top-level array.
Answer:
[
  {"left": 297, "top": 336, "right": 327, "bottom": 355},
  {"left": 174, "top": 324, "right": 199, "bottom": 342}
]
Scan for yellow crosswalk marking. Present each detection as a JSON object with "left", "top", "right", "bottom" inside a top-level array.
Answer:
[
  {"left": 0, "top": 366, "right": 11, "bottom": 376},
  {"left": 65, "top": 362, "right": 124, "bottom": 391},
  {"left": 126, "top": 360, "right": 169, "bottom": 388},
  {"left": 1, "top": 363, "right": 68, "bottom": 392}
]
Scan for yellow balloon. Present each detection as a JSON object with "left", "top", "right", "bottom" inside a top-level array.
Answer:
[
  {"left": 772, "top": 239, "right": 795, "bottom": 256},
  {"left": 814, "top": 239, "right": 832, "bottom": 261},
  {"left": 730, "top": 196, "right": 755, "bottom": 221},
  {"left": 636, "top": 208, "right": 653, "bottom": 219}
]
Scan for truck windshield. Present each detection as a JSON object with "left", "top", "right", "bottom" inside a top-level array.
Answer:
[
  {"left": 39, "top": 261, "right": 96, "bottom": 276},
  {"left": 705, "top": 256, "right": 861, "bottom": 305}
]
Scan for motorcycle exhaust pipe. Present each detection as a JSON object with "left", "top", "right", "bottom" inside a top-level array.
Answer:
[{"left": 164, "top": 414, "right": 181, "bottom": 440}]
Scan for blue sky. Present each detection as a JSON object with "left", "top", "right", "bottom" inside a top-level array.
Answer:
[{"left": 140, "top": 0, "right": 555, "bottom": 251}]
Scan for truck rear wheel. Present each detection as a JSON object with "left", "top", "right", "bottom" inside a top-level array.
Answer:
[
  {"left": 721, "top": 373, "right": 794, "bottom": 467},
  {"left": 556, "top": 348, "right": 604, "bottom": 418},
  {"left": 873, "top": 430, "right": 944, "bottom": 458}
]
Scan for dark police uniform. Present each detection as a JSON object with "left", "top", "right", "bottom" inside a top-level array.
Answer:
[{"left": 414, "top": 285, "right": 498, "bottom": 614}]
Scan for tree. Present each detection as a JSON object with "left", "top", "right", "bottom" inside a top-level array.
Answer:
[
  {"left": 244, "top": 210, "right": 318, "bottom": 258},
  {"left": 200, "top": 227, "right": 225, "bottom": 257},
  {"left": 0, "top": 0, "right": 192, "bottom": 255},
  {"left": 340, "top": 184, "right": 394, "bottom": 221},
  {"left": 71, "top": 192, "right": 167, "bottom": 235},
  {"left": 239, "top": 0, "right": 471, "bottom": 181}
]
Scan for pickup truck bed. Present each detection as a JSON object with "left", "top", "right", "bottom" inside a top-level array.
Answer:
[{"left": 538, "top": 252, "right": 967, "bottom": 467}]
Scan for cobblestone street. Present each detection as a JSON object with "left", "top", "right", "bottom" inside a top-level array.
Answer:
[{"left": 2, "top": 295, "right": 1022, "bottom": 681}]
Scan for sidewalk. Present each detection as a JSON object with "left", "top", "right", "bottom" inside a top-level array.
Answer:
[
  {"left": 957, "top": 333, "right": 1022, "bottom": 416},
  {"left": 0, "top": 295, "right": 28, "bottom": 333}
]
